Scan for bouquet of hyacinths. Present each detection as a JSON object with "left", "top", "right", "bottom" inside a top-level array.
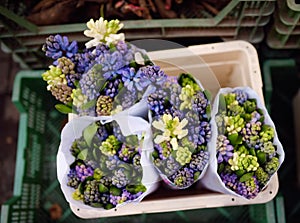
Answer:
[
  {"left": 147, "top": 73, "right": 212, "bottom": 189},
  {"left": 57, "top": 115, "right": 158, "bottom": 210},
  {"left": 201, "top": 87, "right": 284, "bottom": 199},
  {"left": 41, "top": 17, "right": 164, "bottom": 116}
]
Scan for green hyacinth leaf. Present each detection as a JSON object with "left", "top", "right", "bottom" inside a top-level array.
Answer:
[
  {"left": 257, "top": 151, "right": 267, "bottom": 164},
  {"left": 83, "top": 122, "right": 98, "bottom": 147},
  {"left": 55, "top": 104, "right": 72, "bottom": 114},
  {"left": 77, "top": 149, "right": 88, "bottom": 161},
  {"left": 240, "top": 172, "right": 254, "bottom": 182}
]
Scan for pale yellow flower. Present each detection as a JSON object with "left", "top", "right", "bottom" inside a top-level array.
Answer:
[{"left": 152, "top": 114, "right": 188, "bottom": 150}]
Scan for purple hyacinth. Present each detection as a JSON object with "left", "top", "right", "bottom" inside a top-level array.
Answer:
[
  {"left": 241, "top": 121, "right": 262, "bottom": 149},
  {"left": 165, "top": 107, "right": 184, "bottom": 119},
  {"left": 67, "top": 164, "right": 94, "bottom": 188},
  {"left": 118, "top": 144, "right": 137, "bottom": 162},
  {"left": 109, "top": 189, "right": 131, "bottom": 206},
  {"left": 75, "top": 44, "right": 109, "bottom": 74},
  {"left": 192, "top": 91, "right": 209, "bottom": 118},
  {"left": 75, "top": 164, "right": 94, "bottom": 182},
  {"left": 170, "top": 167, "right": 195, "bottom": 188},
  {"left": 220, "top": 172, "right": 238, "bottom": 191},
  {"left": 103, "top": 78, "right": 122, "bottom": 98},
  {"left": 197, "top": 121, "right": 212, "bottom": 146},
  {"left": 236, "top": 176, "right": 260, "bottom": 199},
  {"left": 233, "top": 89, "right": 248, "bottom": 104},
  {"left": 42, "top": 34, "right": 78, "bottom": 60},
  {"left": 79, "top": 65, "right": 103, "bottom": 100},
  {"left": 147, "top": 92, "right": 167, "bottom": 116},
  {"left": 130, "top": 191, "right": 143, "bottom": 200},
  {"left": 189, "top": 150, "right": 209, "bottom": 172},
  {"left": 65, "top": 72, "right": 81, "bottom": 89},
  {"left": 216, "top": 135, "right": 234, "bottom": 163},
  {"left": 116, "top": 41, "right": 136, "bottom": 64},
  {"left": 135, "top": 65, "right": 167, "bottom": 91},
  {"left": 154, "top": 141, "right": 172, "bottom": 160},
  {"left": 168, "top": 82, "right": 182, "bottom": 109},
  {"left": 116, "top": 41, "right": 144, "bottom": 65}
]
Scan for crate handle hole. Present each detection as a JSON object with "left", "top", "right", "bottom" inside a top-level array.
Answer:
[
  {"left": 269, "top": 191, "right": 272, "bottom": 194},
  {"left": 231, "top": 198, "right": 235, "bottom": 201},
  {"left": 77, "top": 208, "right": 80, "bottom": 211},
  {"left": 115, "top": 209, "right": 117, "bottom": 212},
  {"left": 211, "top": 46, "right": 215, "bottom": 50}
]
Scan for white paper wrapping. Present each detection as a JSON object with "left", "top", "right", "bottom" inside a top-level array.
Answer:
[
  {"left": 57, "top": 107, "right": 159, "bottom": 210},
  {"left": 148, "top": 77, "right": 212, "bottom": 189},
  {"left": 201, "top": 87, "right": 285, "bottom": 198}
]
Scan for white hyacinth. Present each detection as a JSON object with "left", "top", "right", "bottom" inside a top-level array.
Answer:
[{"left": 84, "top": 17, "right": 124, "bottom": 48}]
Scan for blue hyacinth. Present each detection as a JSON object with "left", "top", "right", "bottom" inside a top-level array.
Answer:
[
  {"left": 233, "top": 89, "right": 248, "bottom": 104},
  {"left": 135, "top": 65, "right": 167, "bottom": 91},
  {"left": 43, "top": 34, "right": 78, "bottom": 60}
]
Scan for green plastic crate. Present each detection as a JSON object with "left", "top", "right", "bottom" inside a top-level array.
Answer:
[
  {"left": 262, "top": 59, "right": 298, "bottom": 112},
  {"left": 0, "top": 0, "right": 275, "bottom": 69},
  {"left": 267, "top": 0, "right": 300, "bottom": 48},
  {"left": 0, "top": 70, "right": 86, "bottom": 223}
]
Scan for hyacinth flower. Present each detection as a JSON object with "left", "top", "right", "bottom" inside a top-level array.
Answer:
[
  {"left": 135, "top": 65, "right": 167, "bottom": 91},
  {"left": 215, "top": 89, "right": 283, "bottom": 199},
  {"left": 228, "top": 152, "right": 260, "bottom": 173},
  {"left": 65, "top": 120, "right": 147, "bottom": 209},
  {"left": 42, "top": 65, "right": 73, "bottom": 105},
  {"left": 148, "top": 73, "right": 211, "bottom": 189},
  {"left": 84, "top": 17, "right": 125, "bottom": 48},
  {"left": 42, "top": 34, "right": 78, "bottom": 60},
  {"left": 152, "top": 114, "right": 188, "bottom": 151},
  {"left": 217, "top": 135, "right": 234, "bottom": 163}
]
